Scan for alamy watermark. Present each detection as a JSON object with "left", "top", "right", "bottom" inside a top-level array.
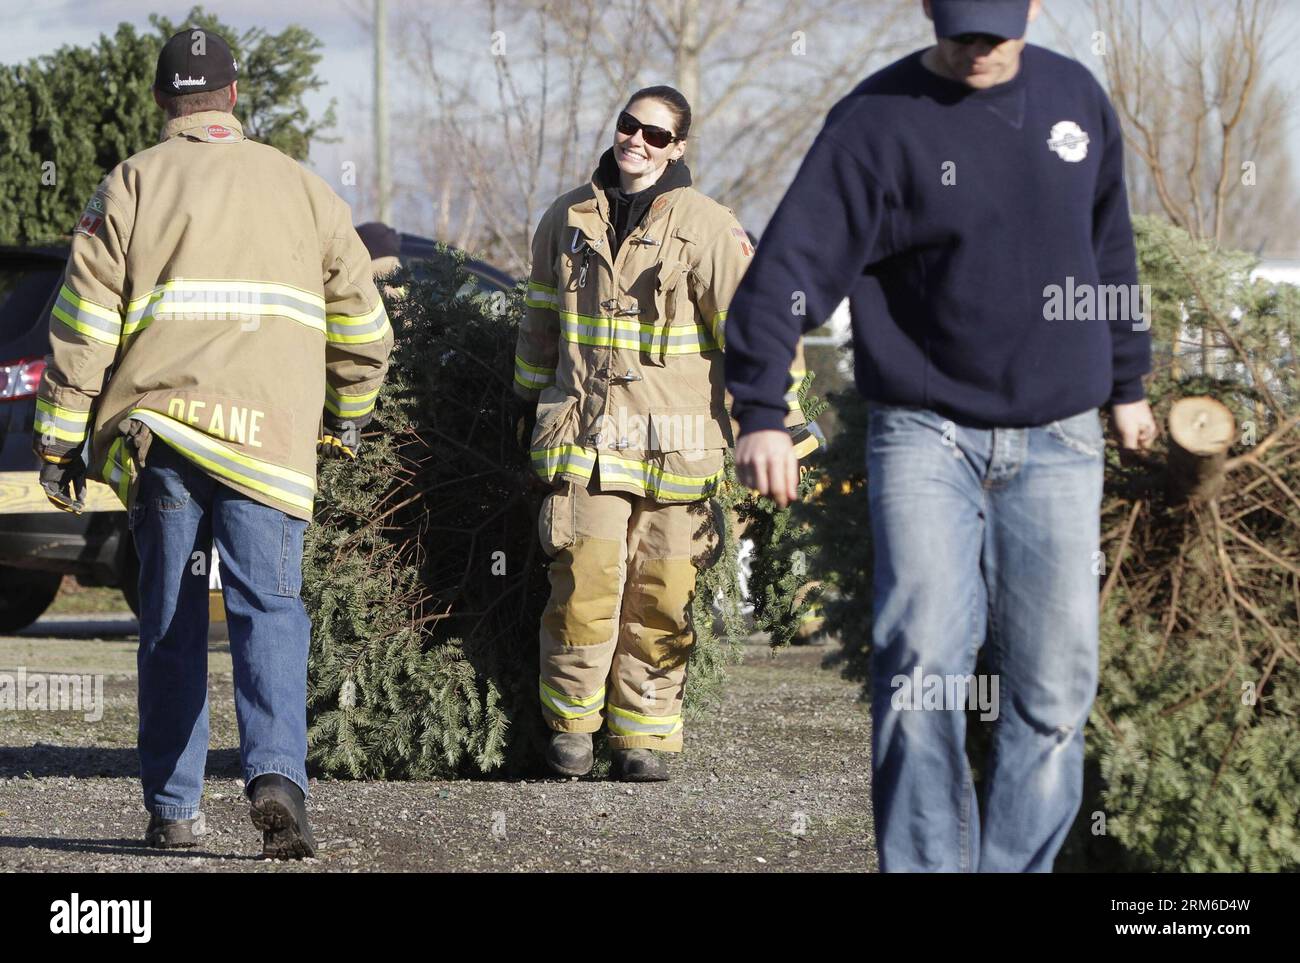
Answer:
[
  {"left": 1043, "top": 277, "right": 1151, "bottom": 331},
  {"left": 890, "top": 667, "right": 999, "bottom": 721},
  {"left": 0, "top": 667, "right": 104, "bottom": 722}
]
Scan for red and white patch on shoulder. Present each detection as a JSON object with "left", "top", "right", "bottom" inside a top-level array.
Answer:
[
  {"left": 731, "top": 227, "right": 754, "bottom": 258},
  {"left": 73, "top": 212, "right": 103, "bottom": 237}
]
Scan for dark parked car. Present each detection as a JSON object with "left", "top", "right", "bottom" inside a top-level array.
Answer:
[{"left": 0, "top": 236, "right": 513, "bottom": 632}]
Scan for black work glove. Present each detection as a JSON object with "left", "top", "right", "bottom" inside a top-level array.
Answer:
[
  {"left": 318, "top": 420, "right": 361, "bottom": 460},
  {"left": 509, "top": 394, "right": 538, "bottom": 454},
  {"left": 39, "top": 452, "right": 88, "bottom": 514}
]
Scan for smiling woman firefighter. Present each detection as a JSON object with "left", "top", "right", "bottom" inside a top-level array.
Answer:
[{"left": 512, "top": 85, "right": 816, "bottom": 781}]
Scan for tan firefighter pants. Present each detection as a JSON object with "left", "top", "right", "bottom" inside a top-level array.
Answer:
[{"left": 537, "top": 477, "right": 701, "bottom": 751}]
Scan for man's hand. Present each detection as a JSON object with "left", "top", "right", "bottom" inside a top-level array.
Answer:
[
  {"left": 39, "top": 452, "right": 88, "bottom": 514},
  {"left": 736, "top": 429, "right": 799, "bottom": 508},
  {"left": 318, "top": 420, "right": 361, "bottom": 459},
  {"left": 1111, "top": 399, "right": 1158, "bottom": 452}
]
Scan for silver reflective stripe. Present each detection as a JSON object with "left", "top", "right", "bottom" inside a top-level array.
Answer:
[
  {"left": 532, "top": 447, "right": 596, "bottom": 477},
  {"left": 130, "top": 410, "right": 316, "bottom": 507},
  {"left": 539, "top": 680, "right": 604, "bottom": 719},
  {"left": 326, "top": 386, "right": 378, "bottom": 417},
  {"left": 514, "top": 356, "right": 555, "bottom": 389},
  {"left": 325, "top": 302, "right": 389, "bottom": 342},
  {"left": 125, "top": 288, "right": 326, "bottom": 332},
  {"left": 34, "top": 400, "right": 91, "bottom": 442},
  {"left": 607, "top": 706, "right": 681, "bottom": 737},
  {"left": 525, "top": 283, "right": 560, "bottom": 309},
  {"left": 561, "top": 316, "right": 712, "bottom": 348},
  {"left": 597, "top": 457, "right": 720, "bottom": 498},
  {"left": 52, "top": 288, "right": 121, "bottom": 343}
]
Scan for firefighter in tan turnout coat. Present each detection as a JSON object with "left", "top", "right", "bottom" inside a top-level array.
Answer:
[
  {"left": 513, "top": 86, "right": 814, "bottom": 781},
  {"left": 32, "top": 29, "right": 391, "bottom": 856}
]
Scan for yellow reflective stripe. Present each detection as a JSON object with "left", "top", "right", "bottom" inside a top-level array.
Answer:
[
  {"left": 102, "top": 438, "right": 133, "bottom": 507},
  {"left": 128, "top": 409, "right": 316, "bottom": 513},
  {"left": 135, "top": 301, "right": 325, "bottom": 332},
  {"left": 514, "top": 355, "right": 554, "bottom": 375},
  {"left": 325, "top": 300, "right": 384, "bottom": 326},
  {"left": 123, "top": 279, "right": 327, "bottom": 337},
  {"left": 531, "top": 444, "right": 595, "bottom": 481},
  {"left": 126, "top": 278, "right": 326, "bottom": 309},
  {"left": 325, "top": 384, "right": 380, "bottom": 418},
  {"left": 325, "top": 300, "right": 390, "bottom": 344},
  {"left": 559, "top": 309, "right": 693, "bottom": 335},
  {"left": 597, "top": 453, "right": 721, "bottom": 501},
  {"left": 59, "top": 286, "right": 120, "bottom": 323},
  {"left": 52, "top": 286, "right": 123, "bottom": 345},
  {"left": 514, "top": 371, "right": 552, "bottom": 390},
  {"left": 709, "top": 310, "right": 727, "bottom": 348},
  {"left": 606, "top": 703, "right": 682, "bottom": 737},
  {"left": 539, "top": 680, "right": 605, "bottom": 720},
  {"left": 514, "top": 354, "right": 555, "bottom": 389},
  {"left": 34, "top": 398, "right": 92, "bottom": 444},
  {"left": 785, "top": 368, "right": 806, "bottom": 411},
  {"left": 558, "top": 312, "right": 719, "bottom": 354},
  {"left": 525, "top": 281, "right": 560, "bottom": 311}
]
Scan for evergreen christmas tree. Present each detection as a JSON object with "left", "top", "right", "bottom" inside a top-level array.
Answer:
[{"left": 303, "top": 247, "right": 816, "bottom": 778}]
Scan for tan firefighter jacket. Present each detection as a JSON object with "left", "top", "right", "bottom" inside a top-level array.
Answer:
[
  {"left": 33, "top": 111, "right": 393, "bottom": 522},
  {"left": 514, "top": 170, "right": 810, "bottom": 503}
]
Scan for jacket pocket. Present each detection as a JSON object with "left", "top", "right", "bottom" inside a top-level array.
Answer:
[
  {"left": 647, "top": 407, "right": 730, "bottom": 452},
  {"left": 532, "top": 395, "right": 579, "bottom": 451},
  {"left": 538, "top": 483, "right": 576, "bottom": 558},
  {"left": 646, "top": 259, "right": 693, "bottom": 367}
]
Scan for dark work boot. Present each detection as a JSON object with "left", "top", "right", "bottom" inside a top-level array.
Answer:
[
  {"left": 545, "top": 731, "right": 594, "bottom": 776},
  {"left": 248, "top": 773, "right": 316, "bottom": 860},
  {"left": 611, "top": 748, "right": 669, "bottom": 782},
  {"left": 145, "top": 813, "right": 202, "bottom": 849}
]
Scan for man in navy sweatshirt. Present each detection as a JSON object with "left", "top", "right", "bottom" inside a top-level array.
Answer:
[{"left": 725, "top": 0, "right": 1156, "bottom": 871}]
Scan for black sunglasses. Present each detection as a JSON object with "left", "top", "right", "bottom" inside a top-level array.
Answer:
[
  {"left": 950, "top": 32, "right": 1008, "bottom": 46},
  {"left": 616, "top": 111, "right": 680, "bottom": 150}
]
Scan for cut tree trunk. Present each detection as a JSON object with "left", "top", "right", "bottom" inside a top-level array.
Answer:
[{"left": 1166, "top": 396, "right": 1236, "bottom": 504}]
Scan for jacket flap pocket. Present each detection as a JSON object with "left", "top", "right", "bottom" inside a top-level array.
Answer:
[
  {"left": 656, "top": 259, "right": 690, "bottom": 294},
  {"left": 648, "top": 407, "right": 729, "bottom": 452},
  {"left": 533, "top": 395, "right": 578, "bottom": 448}
]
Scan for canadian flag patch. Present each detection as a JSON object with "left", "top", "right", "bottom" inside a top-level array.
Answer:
[
  {"left": 732, "top": 227, "right": 753, "bottom": 257},
  {"left": 73, "top": 212, "right": 103, "bottom": 237}
]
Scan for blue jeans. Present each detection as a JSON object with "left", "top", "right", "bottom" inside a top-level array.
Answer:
[
  {"left": 866, "top": 405, "right": 1104, "bottom": 872},
  {"left": 129, "top": 439, "right": 311, "bottom": 820}
]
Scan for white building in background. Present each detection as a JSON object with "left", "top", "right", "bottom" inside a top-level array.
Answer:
[
  {"left": 797, "top": 260, "right": 1299, "bottom": 385},
  {"left": 1253, "top": 258, "right": 1300, "bottom": 285},
  {"left": 803, "top": 298, "right": 855, "bottom": 378}
]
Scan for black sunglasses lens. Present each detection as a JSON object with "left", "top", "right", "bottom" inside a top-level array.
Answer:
[
  {"left": 617, "top": 112, "right": 674, "bottom": 149},
  {"left": 642, "top": 127, "right": 672, "bottom": 149}
]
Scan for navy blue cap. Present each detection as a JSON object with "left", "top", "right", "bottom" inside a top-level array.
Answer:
[{"left": 931, "top": 0, "right": 1031, "bottom": 40}]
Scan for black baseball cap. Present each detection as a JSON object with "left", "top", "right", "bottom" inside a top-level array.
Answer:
[
  {"left": 154, "top": 28, "right": 238, "bottom": 94},
  {"left": 931, "top": 0, "right": 1032, "bottom": 40}
]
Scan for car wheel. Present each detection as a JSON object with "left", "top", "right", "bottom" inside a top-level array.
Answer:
[{"left": 0, "top": 566, "right": 63, "bottom": 633}]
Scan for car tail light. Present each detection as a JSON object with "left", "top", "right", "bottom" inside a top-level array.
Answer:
[{"left": 0, "top": 357, "right": 46, "bottom": 401}]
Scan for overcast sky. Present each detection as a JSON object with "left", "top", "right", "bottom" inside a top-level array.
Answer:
[{"left": 4, "top": 0, "right": 1298, "bottom": 256}]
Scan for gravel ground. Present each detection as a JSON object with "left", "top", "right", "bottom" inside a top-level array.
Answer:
[{"left": 0, "top": 617, "right": 875, "bottom": 872}]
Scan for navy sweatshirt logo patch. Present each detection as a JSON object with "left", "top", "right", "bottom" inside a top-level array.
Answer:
[{"left": 1047, "top": 121, "right": 1090, "bottom": 162}]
